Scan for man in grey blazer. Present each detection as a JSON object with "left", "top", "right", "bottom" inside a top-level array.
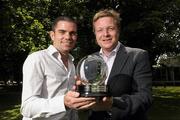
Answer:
[{"left": 87, "top": 9, "right": 152, "bottom": 120}]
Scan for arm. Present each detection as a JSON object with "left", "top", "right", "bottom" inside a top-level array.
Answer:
[
  {"left": 112, "top": 50, "right": 152, "bottom": 118},
  {"left": 20, "top": 53, "right": 66, "bottom": 118},
  {"left": 91, "top": 50, "right": 152, "bottom": 119},
  {"left": 21, "top": 53, "right": 96, "bottom": 118}
]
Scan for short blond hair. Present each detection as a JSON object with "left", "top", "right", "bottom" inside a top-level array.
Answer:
[{"left": 93, "top": 9, "right": 121, "bottom": 30}]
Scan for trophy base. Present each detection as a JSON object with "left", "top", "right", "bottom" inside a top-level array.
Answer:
[{"left": 77, "top": 85, "right": 108, "bottom": 97}]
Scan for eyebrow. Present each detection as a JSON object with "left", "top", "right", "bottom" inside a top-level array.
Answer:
[
  {"left": 57, "top": 29, "right": 77, "bottom": 35},
  {"left": 57, "top": 29, "right": 76, "bottom": 32},
  {"left": 57, "top": 29, "right": 66, "bottom": 32}
]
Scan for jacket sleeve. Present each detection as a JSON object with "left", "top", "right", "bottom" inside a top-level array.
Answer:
[{"left": 112, "top": 50, "right": 152, "bottom": 119}]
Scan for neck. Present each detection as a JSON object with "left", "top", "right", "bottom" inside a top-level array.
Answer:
[
  {"left": 60, "top": 52, "right": 69, "bottom": 58},
  {"left": 102, "top": 42, "right": 118, "bottom": 56},
  {"left": 102, "top": 48, "right": 114, "bottom": 57},
  {"left": 60, "top": 52, "right": 69, "bottom": 69}
]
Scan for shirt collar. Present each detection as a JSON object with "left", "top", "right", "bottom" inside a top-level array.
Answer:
[
  {"left": 99, "top": 41, "right": 120, "bottom": 56},
  {"left": 47, "top": 45, "right": 74, "bottom": 61}
]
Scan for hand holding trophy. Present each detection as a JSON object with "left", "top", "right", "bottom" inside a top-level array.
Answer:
[{"left": 76, "top": 54, "right": 109, "bottom": 98}]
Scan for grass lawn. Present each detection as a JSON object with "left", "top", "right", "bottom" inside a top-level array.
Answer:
[
  {"left": 0, "top": 91, "right": 22, "bottom": 120},
  {"left": 148, "top": 86, "right": 180, "bottom": 120},
  {"left": 0, "top": 86, "right": 180, "bottom": 120}
]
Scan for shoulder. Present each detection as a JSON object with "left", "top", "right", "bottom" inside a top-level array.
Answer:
[
  {"left": 122, "top": 45, "right": 149, "bottom": 57},
  {"left": 24, "top": 49, "right": 48, "bottom": 63},
  {"left": 119, "top": 44, "right": 149, "bottom": 60},
  {"left": 125, "top": 46, "right": 147, "bottom": 54}
]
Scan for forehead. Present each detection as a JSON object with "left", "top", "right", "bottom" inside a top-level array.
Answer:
[
  {"left": 55, "top": 21, "right": 77, "bottom": 31},
  {"left": 94, "top": 17, "right": 115, "bottom": 27}
]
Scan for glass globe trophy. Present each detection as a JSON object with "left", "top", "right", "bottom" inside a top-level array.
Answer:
[{"left": 76, "top": 54, "right": 108, "bottom": 97}]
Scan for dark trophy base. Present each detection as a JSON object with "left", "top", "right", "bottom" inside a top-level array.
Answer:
[{"left": 76, "top": 85, "right": 109, "bottom": 97}]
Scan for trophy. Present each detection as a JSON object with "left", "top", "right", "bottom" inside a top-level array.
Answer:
[{"left": 76, "top": 54, "right": 108, "bottom": 97}]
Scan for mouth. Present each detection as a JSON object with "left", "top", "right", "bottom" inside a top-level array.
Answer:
[
  {"left": 64, "top": 41, "right": 73, "bottom": 44},
  {"left": 102, "top": 39, "right": 111, "bottom": 41}
]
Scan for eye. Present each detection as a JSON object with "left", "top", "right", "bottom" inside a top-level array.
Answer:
[
  {"left": 108, "top": 27, "right": 115, "bottom": 31},
  {"left": 58, "top": 30, "right": 66, "bottom": 34},
  {"left": 70, "top": 31, "right": 77, "bottom": 36},
  {"left": 96, "top": 28, "right": 103, "bottom": 33}
]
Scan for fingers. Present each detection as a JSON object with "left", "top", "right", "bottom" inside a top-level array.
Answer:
[
  {"left": 74, "top": 75, "right": 87, "bottom": 85},
  {"left": 77, "top": 101, "right": 96, "bottom": 110},
  {"left": 64, "top": 91, "right": 79, "bottom": 108},
  {"left": 66, "top": 91, "right": 80, "bottom": 98},
  {"left": 64, "top": 91, "right": 96, "bottom": 109},
  {"left": 68, "top": 98, "right": 95, "bottom": 110},
  {"left": 74, "top": 75, "right": 79, "bottom": 80},
  {"left": 76, "top": 80, "right": 82, "bottom": 85},
  {"left": 102, "top": 96, "right": 112, "bottom": 103},
  {"left": 71, "top": 85, "right": 76, "bottom": 91}
]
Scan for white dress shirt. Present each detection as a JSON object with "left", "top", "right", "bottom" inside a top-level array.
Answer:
[
  {"left": 21, "top": 45, "right": 78, "bottom": 120},
  {"left": 99, "top": 42, "right": 120, "bottom": 85}
]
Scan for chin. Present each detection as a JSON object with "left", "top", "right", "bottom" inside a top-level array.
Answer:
[{"left": 102, "top": 44, "right": 113, "bottom": 48}]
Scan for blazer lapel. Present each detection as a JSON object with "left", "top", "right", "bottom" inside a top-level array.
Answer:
[{"left": 108, "top": 44, "right": 129, "bottom": 84}]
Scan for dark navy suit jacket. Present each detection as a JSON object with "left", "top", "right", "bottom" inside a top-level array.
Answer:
[{"left": 89, "top": 43, "right": 152, "bottom": 120}]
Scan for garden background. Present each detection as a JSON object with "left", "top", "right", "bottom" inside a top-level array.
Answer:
[{"left": 0, "top": 0, "right": 180, "bottom": 120}]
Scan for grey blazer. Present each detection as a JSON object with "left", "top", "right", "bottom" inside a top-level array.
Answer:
[{"left": 89, "top": 43, "right": 152, "bottom": 120}]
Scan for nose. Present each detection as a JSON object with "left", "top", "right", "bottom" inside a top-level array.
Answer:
[
  {"left": 103, "top": 29, "right": 110, "bottom": 37},
  {"left": 64, "top": 32, "right": 71, "bottom": 39}
]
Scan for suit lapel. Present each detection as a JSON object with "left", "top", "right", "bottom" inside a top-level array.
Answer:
[{"left": 107, "top": 44, "right": 129, "bottom": 84}]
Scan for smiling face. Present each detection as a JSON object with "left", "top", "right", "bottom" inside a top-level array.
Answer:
[
  {"left": 94, "top": 16, "right": 119, "bottom": 54},
  {"left": 50, "top": 21, "right": 77, "bottom": 55}
]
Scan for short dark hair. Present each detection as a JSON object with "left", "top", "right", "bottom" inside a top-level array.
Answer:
[{"left": 51, "top": 16, "right": 77, "bottom": 31}]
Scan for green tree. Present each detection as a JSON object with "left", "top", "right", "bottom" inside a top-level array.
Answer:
[
  {"left": 0, "top": 0, "right": 179, "bottom": 84},
  {"left": 0, "top": 0, "right": 51, "bottom": 84}
]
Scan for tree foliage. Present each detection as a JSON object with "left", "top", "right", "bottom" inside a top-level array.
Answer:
[{"left": 0, "top": 0, "right": 179, "bottom": 83}]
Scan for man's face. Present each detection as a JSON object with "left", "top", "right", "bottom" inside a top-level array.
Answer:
[
  {"left": 94, "top": 17, "right": 119, "bottom": 52},
  {"left": 50, "top": 21, "right": 77, "bottom": 54}
]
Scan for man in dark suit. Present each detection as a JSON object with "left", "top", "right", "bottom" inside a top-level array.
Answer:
[{"left": 87, "top": 9, "right": 152, "bottom": 120}]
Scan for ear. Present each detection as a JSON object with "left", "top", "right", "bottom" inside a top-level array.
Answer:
[{"left": 49, "top": 31, "right": 55, "bottom": 41}]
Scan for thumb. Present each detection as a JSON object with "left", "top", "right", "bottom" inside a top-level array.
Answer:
[{"left": 68, "top": 91, "right": 80, "bottom": 98}]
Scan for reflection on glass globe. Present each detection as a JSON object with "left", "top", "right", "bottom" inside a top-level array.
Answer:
[
  {"left": 76, "top": 55, "right": 109, "bottom": 97},
  {"left": 76, "top": 55, "right": 108, "bottom": 86}
]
